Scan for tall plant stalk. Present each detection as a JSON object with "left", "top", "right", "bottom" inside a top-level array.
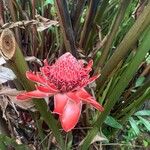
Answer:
[
  {"left": 55, "top": 0, "right": 77, "bottom": 57},
  {"left": 85, "top": 0, "right": 110, "bottom": 52},
  {"left": 79, "top": 0, "right": 100, "bottom": 50}
]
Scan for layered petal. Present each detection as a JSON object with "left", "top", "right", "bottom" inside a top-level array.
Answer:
[
  {"left": 17, "top": 90, "right": 50, "bottom": 101},
  {"left": 53, "top": 94, "right": 68, "bottom": 115},
  {"left": 36, "top": 85, "right": 58, "bottom": 93},
  {"left": 60, "top": 100, "right": 82, "bottom": 132},
  {"left": 81, "top": 74, "right": 100, "bottom": 88},
  {"left": 88, "top": 74, "right": 100, "bottom": 84},
  {"left": 26, "top": 71, "right": 58, "bottom": 91},
  {"left": 16, "top": 92, "right": 32, "bottom": 101},
  {"left": 46, "top": 82, "right": 58, "bottom": 92},
  {"left": 26, "top": 71, "right": 47, "bottom": 85},
  {"left": 66, "top": 92, "right": 80, "bottom": 103},
  {"left": 77, "top": 89, "right": 104, "bottom": 112},
  {"left": 43, "top": 59, "right": 49, "bottom": 66},
  {"left": 84, "top": 60, "right": 93, "bottom": 73}
]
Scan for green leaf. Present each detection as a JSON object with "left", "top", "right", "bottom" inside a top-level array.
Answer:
[
  {"left": 135, "top": 76, "right": 145, "bottom": 87},
  {"left": 0, "top": 134, "right": 30, "bottom": 150},
  {"left": 146, "top": 54, "right": 150, "bottom": 64},
  {"left": 128, "top": 117, "right": 140, "bottom": 135},
  {"left": 0, "top": 141, "right": 7, "bottom": 150},
  {"left": 134, "top": 110, "right": 150, "bottom": 116},
  {"left": 143, "top": 140, "right": 149, "bottom": 147},
  {"left": 100, "top": 77, "right": 113, "bottom": 104},
  {"left": 44, "top": 0, "right": 54, "bottom": 6},
  {"left": 104, "top": 116, "right": 123, "bottom": 129},
  {"left": 137, "top": 116, "right": 150, "bottom": 131}
]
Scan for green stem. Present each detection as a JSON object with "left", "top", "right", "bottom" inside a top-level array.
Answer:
[
  {"left": 80, "top": 127, "right": 99, "bottom": 150},
  {"left": 33, "top": 100, "right": 65, "bottom": 149}
]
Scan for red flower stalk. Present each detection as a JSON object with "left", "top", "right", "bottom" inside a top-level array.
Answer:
[{"left": 17, "top": 52, "right": 104, "bottom": 132}]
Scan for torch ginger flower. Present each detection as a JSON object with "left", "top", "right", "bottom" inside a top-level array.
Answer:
[{"left": 17, "top": 52, "right": 104, "bottom": 132}]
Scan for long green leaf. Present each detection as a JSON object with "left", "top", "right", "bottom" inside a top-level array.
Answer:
[
  {"left": 97, "top": 0, "right": 131, "bottom": 68},
  {"left": 129, "top": 117, "right": 140, "bottom": 135},
  {"left": 81, "top": 25, "right": 150, "bottom": 149},
  {"left": 104, "top": 116, "right": 123, "bottom": 129},
  {"left": 134, "top": 110, "right": 150, "bottom": 116},
  {"left": 138, "top": 116, "right": 150, "bottom": 132}
]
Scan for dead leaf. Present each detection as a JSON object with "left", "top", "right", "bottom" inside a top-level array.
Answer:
[
  {"left": 0, "top": 66, "right": 16, "bottom": 84},
  {"left": 37, "top": 20, "right": 58, "bottom": 32},
  {"left": 91, "top": 134, "right": 108, "bottom": 144},
  {"left": 0, "top": 87, "right": 36, "bottom": 111},
  {"left": 79, "top": 133, "right": 108, "bottom": 146},
  {"left": 0, "top": 95, "right": 9, "bottom": 120},
  {"left": 0, "top": 17, "right": 58, "bottom": 33},
  {"left": 25, "top": 56, "right": 43, "bottom": 66}
]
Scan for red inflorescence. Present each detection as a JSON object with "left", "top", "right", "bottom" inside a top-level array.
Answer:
[{"left": 17, "top": 52, "right": 104, "bottom": 132}]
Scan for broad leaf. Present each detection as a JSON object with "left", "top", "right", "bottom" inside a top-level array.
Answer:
[
  {"left": 135, "top": 77, "right": 145, "bottom": 87},
  {"left": 129, "top": 117, "right": 140, "bottom": 135},
  {"left": 0, "top": 134, "right": 30, "bottom": 150},
  {"left": 104, "top": 116, "right": 123, "bottom": 129},
  {"left": 137, "top": 116, "right": 150, "bottom": 132},
  {"left": 134, "top": 110, "right": 150, "bottom": 116}
]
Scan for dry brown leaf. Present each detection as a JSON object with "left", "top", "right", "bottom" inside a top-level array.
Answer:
[
  {"left": 37, "top": 20, "right": 58, "bottom": 32},
  {"left": 0, "top": 17, "right": 58, "bottom": 33},
  {"left": 79, "top": 133, "right": 108, "bottom": 146},
  {"left": 0, "top": 95, "right": 9, "bottom": 120},
  {"left": 0, "top": 87, "right": 36, "bottom": 111},
  {"left": 91, "top": 134, "right": 108, "bottom": 144}
]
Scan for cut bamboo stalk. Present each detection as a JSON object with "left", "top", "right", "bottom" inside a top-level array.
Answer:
[
  {"left": 0, "top": 29, "right": 65, "bottom": 149},
  {"left": 0, "top": 29, "right": 33, "bottom": 90}
]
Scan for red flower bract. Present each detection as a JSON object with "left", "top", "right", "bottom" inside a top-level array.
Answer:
[{"left": 17, "top": 52, "right": 104, "bottom": 132}]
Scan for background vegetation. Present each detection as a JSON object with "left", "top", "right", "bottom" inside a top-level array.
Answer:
[{"left": 0, "top": 0, "right": 150, "bottom": 149}]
